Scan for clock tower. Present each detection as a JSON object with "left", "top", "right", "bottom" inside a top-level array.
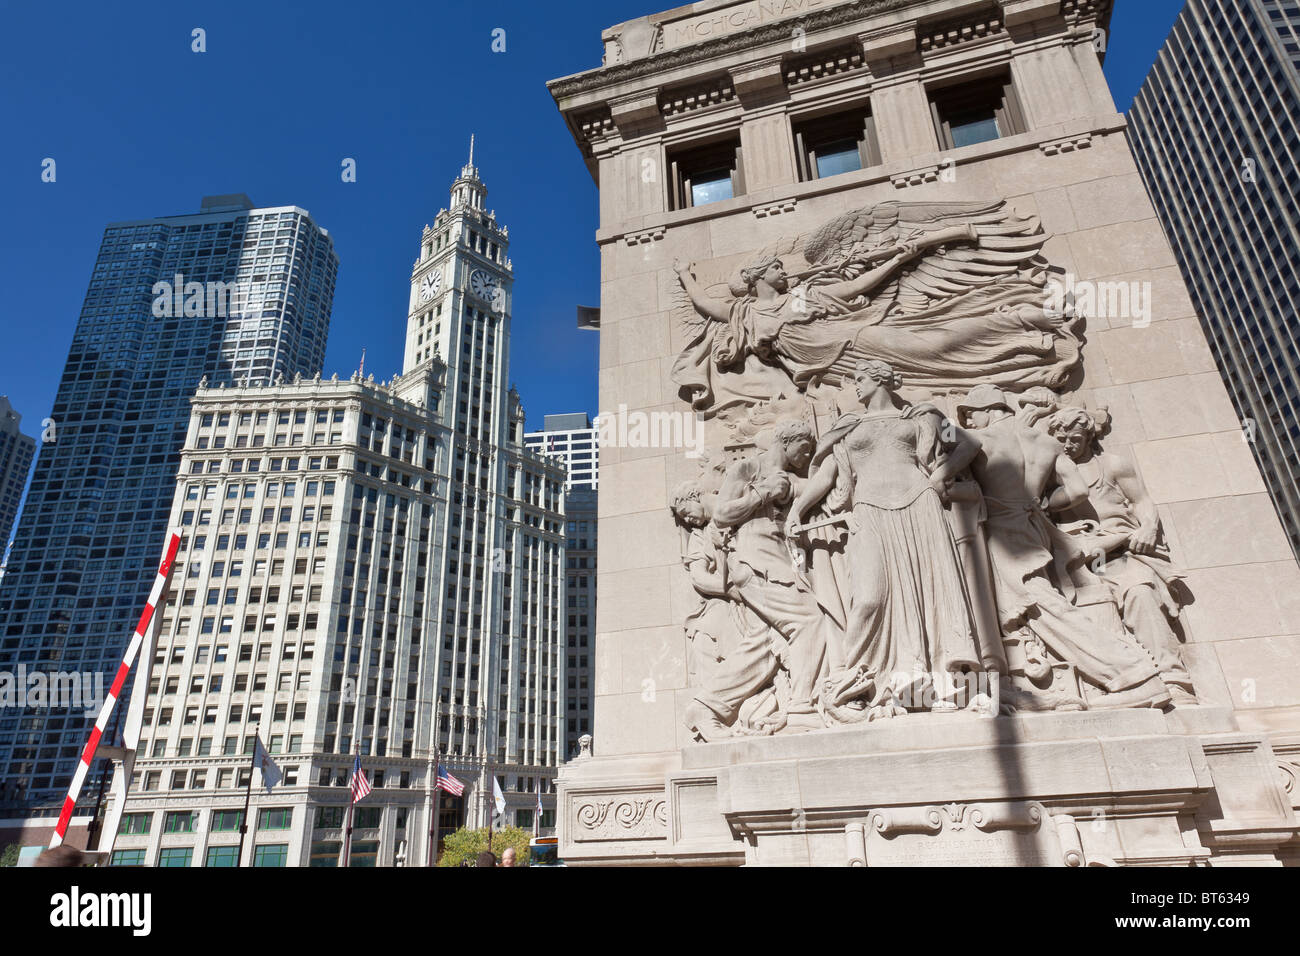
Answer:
[
  {"left": 397, "top": 141, "right": 565, "bottom": 833},
  {"left": 404, "top": 136, "right": 513, "bottom": 442}
]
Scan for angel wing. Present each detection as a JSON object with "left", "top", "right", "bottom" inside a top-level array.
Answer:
[{"left": 802, "top": 200, "right": 1052, "bottom": 314}]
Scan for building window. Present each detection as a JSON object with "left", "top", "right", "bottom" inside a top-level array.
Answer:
[
  {"left": 118, "top": 812, "right": 152, "bottom": 835},
  {"left": 259, "top": 807, "right": 293, "bottom": 830},
  {"left": 206, "top": 845, "right": 240, "bottom": 867},
  {"left": 349, "top": 841, "right": 379, "bottom": 867},
  {"left": 316, "top": 805, "right": 345, "bottom": 828},
  {"left": 668, "top": 136, "right": 745, "bottom": 210},
  {"left": 354, "top": 807, "right": 381, "bottom": 829},
  {"left": 163, "top": 811, "right": 196, "bottom": 834},
  {"left": 253, "top": 844, "right": 289, "bottom": 867},
  {"left": 110, "top": 849, "right": 146, "bottom": 866},
  {"left": 210, "top": 809, "right": 243, "bottom": 831},
  {"left": 309, "top": 841, "right": 341, "bottom": 867},
  {"left": 158, "top": 847, "right": 193, "bottom": 868},
  {"left": 928, "top": 71, "right": 1026, "bottom": 150},
  {"left": 792, "top": 106, "right": 881, "bottom": 180}
]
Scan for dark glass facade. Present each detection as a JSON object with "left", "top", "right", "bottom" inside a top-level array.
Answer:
[
  {"left": 1129, "top": 0, "right": 1300, "bottom": 560},
  {"left": 0, "top": 197, "right": 337, "bottom": 811}
]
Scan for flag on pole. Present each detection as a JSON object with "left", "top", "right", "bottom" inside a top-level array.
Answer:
[
  {"left": 349, "top": 753, "right": 372, "bottom": 804},
  {"left": 435, "top": 764, "right": 465, "bottom": 796},
  {"left": 492, "top": 776, "right": 506, "bottom": 818},
  {"left": 534, "top": 779, "right": 543, "bottom": 837},
  {"left": 253, "top": 734, "right": 282, "bottom": 793}
]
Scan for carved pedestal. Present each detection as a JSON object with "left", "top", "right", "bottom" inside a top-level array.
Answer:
[{"left": 558, "top": 709, "right": 1297, "bottom": 866}]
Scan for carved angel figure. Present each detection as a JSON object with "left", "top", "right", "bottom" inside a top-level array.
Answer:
[{"left": 671, "top": 201, "right": 1083, "bottom": 415}]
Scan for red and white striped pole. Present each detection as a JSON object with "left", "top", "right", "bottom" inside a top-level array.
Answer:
[{"left": 49, "top": 530, "right": 182, "bottom": 849}]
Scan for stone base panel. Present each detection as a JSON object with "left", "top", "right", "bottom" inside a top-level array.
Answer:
[{"left": 557, "top": 709, "right": 1300, "bottom": 865}]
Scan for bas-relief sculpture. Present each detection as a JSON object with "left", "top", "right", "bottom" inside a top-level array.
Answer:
[{"left": 668, "top": 200, "right": 1199, "bottom": 742}]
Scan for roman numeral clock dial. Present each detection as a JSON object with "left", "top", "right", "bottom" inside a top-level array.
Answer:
[{"left": 419, "top": 269, "right": 441, "bottom": 302}]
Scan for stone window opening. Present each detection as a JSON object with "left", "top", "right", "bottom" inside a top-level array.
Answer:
[
  {"left": 667, "top": 135, "right": 746, "bottom": 210},
  {"left": 928, "top": 70, "right": 1026, "bottom": 150},
  {"left": 792, "top": 105, "right": 882, "bottom": 181}
]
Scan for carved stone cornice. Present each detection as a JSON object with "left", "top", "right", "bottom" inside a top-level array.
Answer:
[
  {"left": 548, "top": 0, "right": 912, "bottom": 100},
  {"left": 859, "top": 22, "right": 917, "bottom": 61},
  {"left": 918, "top": 4, "right": 1005, "bottom": 52},
  {"left": 999, "top": 0, "right": 1061, "bottom": 28},
  {"left": 753, "top": 198, "right": 798, "bottom": 219},
  {"left": 609, "top": 90, "right": 662, "bottom": 134},
  {"left": 1039, "top": 133, "right": 1093, "bottom": 155},
  {"left": 624, "top": 227, "right": 667, "bottom": 246},
  {"left": 783, "top": 42, "right": 867, "bottom": 86},
  {"left": 659, "top": 75, "right": 738, "bottom": 117},
  {"left": 727, "top": 56, "right": 786, "bottom": 102},
  {"left": 891, "top": 163, "right": 942, "bottom": 187}
]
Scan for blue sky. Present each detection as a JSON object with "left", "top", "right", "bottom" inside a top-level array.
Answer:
[{"left": 1, "top": 0, "right": 1184, "bottom": 449}]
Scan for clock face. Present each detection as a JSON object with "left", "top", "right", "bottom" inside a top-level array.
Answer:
[
  {"left": 419, "top": 270, "right": 441, "bottom": 302},
  {"left": 469, "top": 269, "right": 496, "bottom": 301}
]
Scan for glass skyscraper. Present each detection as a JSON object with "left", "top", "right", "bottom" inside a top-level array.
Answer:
[
  {"left": 1128, "top": 0, "right": 1300, "bottom": 559},
  {"left": 0, "top": 195, "right": 337, "bottom": 813},
  {"left": 0, "top": 397, "right": 37, "bottom": 563}
]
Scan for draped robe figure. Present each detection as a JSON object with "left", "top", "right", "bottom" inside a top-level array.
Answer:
[{"left": 789, "top": 363, "right": 984, "bottom": 717}]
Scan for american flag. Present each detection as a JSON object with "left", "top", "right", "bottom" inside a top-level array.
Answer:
[
  {"left": 349, "top": 753, "right": 372, "bottom": 804},
  {"left": 435, "top": 763, "right": 465, "bottom": 797}
]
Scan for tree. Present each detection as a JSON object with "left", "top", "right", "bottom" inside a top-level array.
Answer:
[
  {"left": 437, "top": 826, "right": 532, "bottom": 867},
  {"left": 0, "top": 844, "right": 19, "bottom": 868}
]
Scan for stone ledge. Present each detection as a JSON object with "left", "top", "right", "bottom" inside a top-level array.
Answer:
[{"left": 681, "top": 706, "right": 1180, "bottom": 769}]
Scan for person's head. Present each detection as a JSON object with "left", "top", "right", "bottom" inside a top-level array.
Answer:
[
  {"left": 476, "top": 850, "right": 497, "bottom": 867},
  {"left": 1047, "top": 407, "right": 1100, "bottom": 462},
  {"left": 1021, "top": 635, "right": 1052, "bottom": 683},
  {"left": 853, "top": 359, "right": 902, "bottom": 404},
  {"left": 732, "top": 255, "right": 788, "bottom": 296},
  {"left": 772, "top": 420, "right": 815, "bottom": 473},
  {"left": 34, "top": 845, "right": 94, "bottom": 867},
  {"left": 955, "top": 384, "right": 1014, "bottom": 430},
  {"left": 669, "top": 480, "right": 709, "bottom": 528},
  {"left": 500, "top": 847, "right": 516, "bottom": 867}
]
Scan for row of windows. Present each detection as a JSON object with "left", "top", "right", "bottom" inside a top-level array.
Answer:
[
  {"left": 668, "top": 71, "right": 1025, "bottom": 209},
  {"left": 118, "top": 807, "right": 288, "bottom": 835},
  {"left": 111, "top": 844, "right": 287, "bottom": 867},
  {"left": 187, "top": 455, "right": 340, "bottom": 475}
]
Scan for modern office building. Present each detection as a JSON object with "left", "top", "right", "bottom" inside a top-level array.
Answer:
[
  {"left": 1128, "top": 0, "right": 1300, "bottom": 560},
  {"left": 0, "top": 196, "right": 338, "bottom": 817},
  {"left": 109, "top": 154, "right": 567, "bottom": 867},
  {"left": 525, "top": 413, "right": 597, "bottom": 758},
  {"left": 0, "top": 397, "right": 37, "bottom": 562},
  {"left": 526, "top": 412, "right": 599, "bottom": 490}
]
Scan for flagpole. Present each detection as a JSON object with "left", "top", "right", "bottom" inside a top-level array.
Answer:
[
  {"left": 343, "top": 744, "right": 357, "bottom": 868},
  {"left": 426, "top": 701, "right": 441, "bottom": 867},
  {"left": 486, "top": 759, "right": 494, "bottom": 856},
  {"left": 237, "top": 725, "right": 260, "bottom": 867},
  {"left": 343, "top": 798, "right": 354, "bottom": 868},
  {"left": 428, "top": 747, "right": 441, "bottom": 868}
]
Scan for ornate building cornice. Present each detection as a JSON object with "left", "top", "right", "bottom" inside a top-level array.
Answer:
[{"left": 548, "top": 0, "right": 911, "bottom": 100}]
